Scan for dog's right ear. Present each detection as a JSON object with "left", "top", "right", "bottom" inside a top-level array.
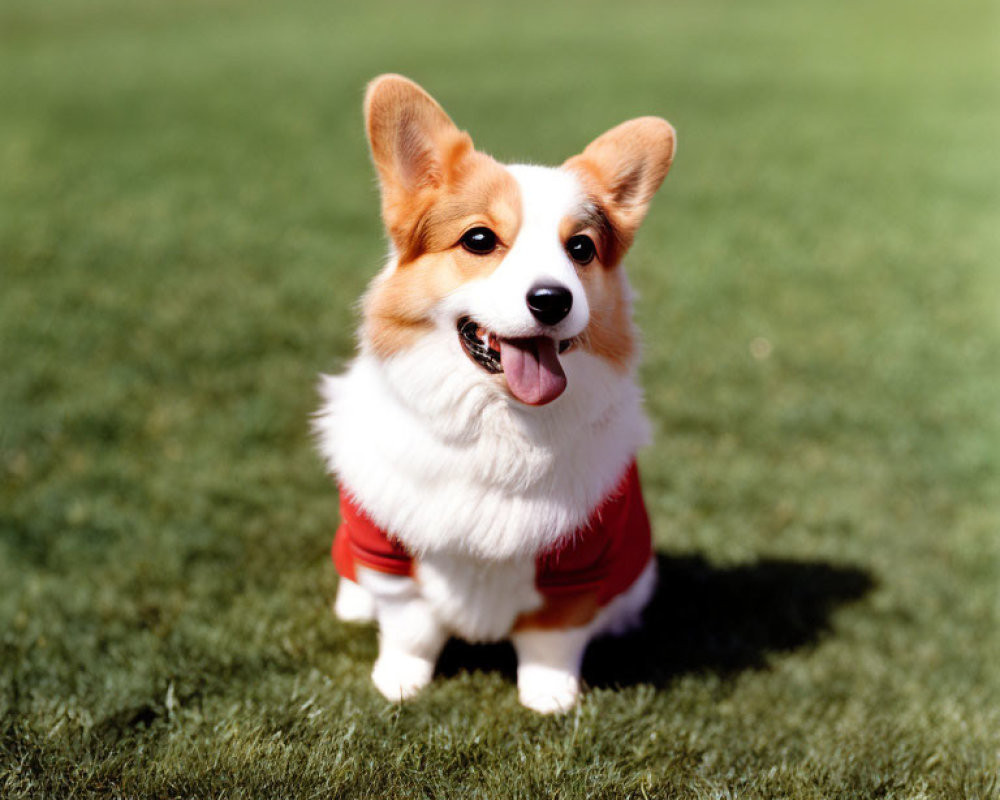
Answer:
[{"left": 364, "top": 75, "right": 473, "bottom": 247}]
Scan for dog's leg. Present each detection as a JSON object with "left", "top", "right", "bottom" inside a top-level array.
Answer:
[
  {"left": 333, "top": 578, "right": 376, "bottom": 623},
  {"left": 511, "top": 626, "right": 592, "bottom": 714},
  {"left": 358, "top": 567, "right": 448, "bottom": 702}
]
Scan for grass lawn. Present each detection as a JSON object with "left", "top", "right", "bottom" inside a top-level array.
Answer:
[{"left": 2, "top": 0, "right": 998, "bottom": 797}]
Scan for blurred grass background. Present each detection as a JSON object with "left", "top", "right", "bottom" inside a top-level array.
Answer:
[{"left": 1, "top": 0, "right": 998, "bottom": 797}]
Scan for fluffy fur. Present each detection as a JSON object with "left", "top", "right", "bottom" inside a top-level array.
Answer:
[{"left": 315, "top": 75, "right": 675, "bottom": 713}]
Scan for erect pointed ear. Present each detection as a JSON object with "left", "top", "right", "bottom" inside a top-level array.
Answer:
[
  {"left": 564, "top": 117, "right": 676, "bottom": 248},
  {"left": 364, "top": 75, "right": 474, "bottom": 247}
]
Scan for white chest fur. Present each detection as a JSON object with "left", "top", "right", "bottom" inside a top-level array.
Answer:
[{"left": 315, "top": 337, "right": 650, "bottom": 565}]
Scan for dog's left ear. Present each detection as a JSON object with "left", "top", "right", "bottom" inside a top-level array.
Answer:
[{"left": 564, "top": 117, "right": 676, "bottom": 248}]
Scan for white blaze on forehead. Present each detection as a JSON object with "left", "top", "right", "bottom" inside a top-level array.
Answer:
[
  {"left": 506, "top": 163, "right": 584, "bottom": 231},
  {"left": 504, "top": 164, "right": 588, "bottom": 296},
  {"left": 443, "top": 163, "right": 591, "bottom": 339}
]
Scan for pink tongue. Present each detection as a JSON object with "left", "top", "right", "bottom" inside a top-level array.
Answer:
[{"left": 499, "top": 337, "right": 567, "bottom": 406}]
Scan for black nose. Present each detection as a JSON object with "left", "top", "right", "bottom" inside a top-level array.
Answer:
[{"left": 526, "top": 284, "right": 573, "bottom": 326}]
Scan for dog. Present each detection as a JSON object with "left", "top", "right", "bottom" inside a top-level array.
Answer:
[{"left": 315, "top": 74, "right": 675, "bottom": 713}]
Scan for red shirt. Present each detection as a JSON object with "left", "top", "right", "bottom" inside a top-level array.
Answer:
[{"left": 332, "top": 462, "right": 652, "bottom": 607}]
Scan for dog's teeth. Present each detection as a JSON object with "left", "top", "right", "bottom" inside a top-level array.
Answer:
[{"left": 457, "top": 317, "right": 504, "bottom": 374}]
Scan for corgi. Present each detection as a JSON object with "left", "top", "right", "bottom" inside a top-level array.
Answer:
[{"left": 315, "top": 74, "right": 675, "bottom": 713}]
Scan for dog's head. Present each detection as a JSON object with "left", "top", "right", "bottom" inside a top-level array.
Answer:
[{"left": 359, "top": 74, "right": 675, "bottom": 408}]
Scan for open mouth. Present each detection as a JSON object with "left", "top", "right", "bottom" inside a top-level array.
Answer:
[{"left": 457, "top": 317, "right": 575, "bottom": 406}]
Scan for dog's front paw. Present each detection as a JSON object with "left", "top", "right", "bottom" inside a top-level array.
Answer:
[
  {"left": 333, "top": 578, "right": 376, "bottom": 623},
  {"left": 371, "top": 650, "right": 435, "bottom": 702},
  {"left": 517, "top": 665, "right": 581, "bottom": 714}
]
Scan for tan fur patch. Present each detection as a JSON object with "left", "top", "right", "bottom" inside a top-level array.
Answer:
[
  {"left": 363, "top": 154, "right": 521, "bottom": 358},
  {"left": 513, "top": 591, "right": 601, "bottom": 631},
  {"left": 362, "top": 76, "right": 523, "bottom": 357},
  {"left": 577, "top": 265, "right": 636, "bottom": 370},
  {"left": 563, "top": 116, "right": 675, "bottom": 251},
  {"left": 560, "top": 117, "right": 675, "bottom": 372},
  {"left": 557, "top": 208, "right": 636, "bottom": 371}
]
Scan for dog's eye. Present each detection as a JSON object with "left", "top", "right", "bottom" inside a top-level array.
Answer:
[
  {"left": 566, "top": 234, "right": 596, "bottom": 265},
  {"left": 460, "top": 227, "right": 498, "bottom": 255}
]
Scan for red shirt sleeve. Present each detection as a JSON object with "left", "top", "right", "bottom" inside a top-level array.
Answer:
[
  {"left": 332, "top": 488, "right": 414, "bottom": 580},
  {"left": 535, "top": 462, "right": 652, "bottom": 605}
]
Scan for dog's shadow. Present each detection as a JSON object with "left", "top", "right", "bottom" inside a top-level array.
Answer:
[{"left": 435, "top": 552, "right": 874, "bottom": 688}]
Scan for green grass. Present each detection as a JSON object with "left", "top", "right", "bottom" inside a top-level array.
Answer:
[{"left": 2, "top": 0, "right": 998, "bottom": 797}]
